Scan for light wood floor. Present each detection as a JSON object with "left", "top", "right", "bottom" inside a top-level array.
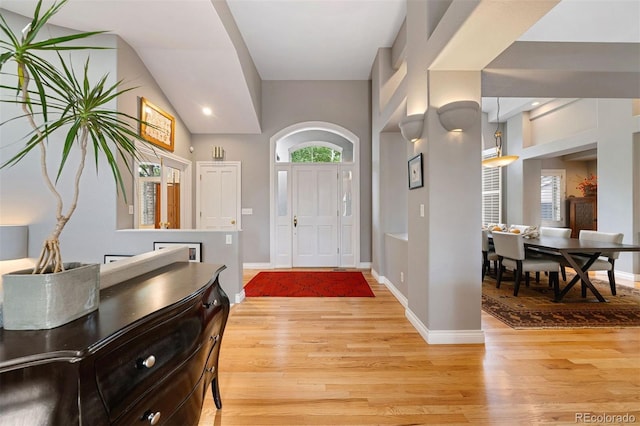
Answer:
[{"left": 199, "top": 270, "right": 640, "bottom": 425}]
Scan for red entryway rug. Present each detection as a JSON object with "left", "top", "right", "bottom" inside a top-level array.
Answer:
[{"left": 244, "top": 271, "right": 375, "bottom": 297}]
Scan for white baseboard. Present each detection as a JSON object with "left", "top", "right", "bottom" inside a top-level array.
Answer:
[
  {"left": 243, "top": 262, "right": 272, "bottom": 270},
  {"left": 595, "top": 270, "right": 639, "bottom": 287},
  {"left": 370, "top": 268, "right": 385, "bottom": 284},
  {"left": 232, "top": 289, "right": 245, "bottom": 305},
  {"left": 405, "top": 308, "right": 485, "bottom": 345},
  {"left": 243, "top": 263, "right": 373, "bottom": 271},
  {"left": 381, "top": 277, "right": 408, "bottom": 308}
]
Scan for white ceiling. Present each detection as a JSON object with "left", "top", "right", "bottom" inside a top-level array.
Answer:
[
  {"left": 1, "top": 0, "right": 638, "bottom": 132},
  {"left": 226, "top": 0, "right": 406, "bottom": 80}
]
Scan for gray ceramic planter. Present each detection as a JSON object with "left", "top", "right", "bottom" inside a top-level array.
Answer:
[{"left": 2, "top": 262, "right": 100, "bottom": 330}]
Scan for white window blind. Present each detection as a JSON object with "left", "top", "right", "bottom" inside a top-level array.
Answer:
[
  {"left": 482, "top": 149, "right": 502, "bottom": 225},
  {"left": 540, "top": 169, "right": 566, "bottom": 226}
]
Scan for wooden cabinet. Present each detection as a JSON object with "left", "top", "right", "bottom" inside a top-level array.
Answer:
[
  {"left": 567, "top": 196, "right": 597, "bottom": 238},
  {"left": 0, "top": 262, "right": 229, "bottom": 426}
]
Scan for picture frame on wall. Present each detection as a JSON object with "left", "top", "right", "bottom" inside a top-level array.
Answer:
[
  {"left": 408, "top": 153, "right": 424, "bottom": 189},
  {"left": 103, "top": 254, "right": 132, "bottom": 264},
  {"left": 153, "top": 242, "right": 202, "bottom": 262},
  {"left": 140, "top": 97, "right": 175, "bottom": 152}
]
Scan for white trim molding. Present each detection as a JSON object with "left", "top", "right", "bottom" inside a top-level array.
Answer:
[
  {"left": 233, "top": 289, "right": 246, "bottom": 305},
  {"left": 596, "top": 270, "right": 639, "bottom": 286},
  {"left": 243, "top": 262, "right": 273, "bottom": 270},
  {"left": 405, "top": 308, "right": 485, "bottom": 345},
  {"left": 370, "top": 268, "right": 384, "bottom": 284},
  {"left": 381, "top": 277, "right": 408, "bottom": 308}
]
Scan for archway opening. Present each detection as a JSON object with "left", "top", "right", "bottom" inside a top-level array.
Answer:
[{"left": 270, "top": 122, "right": 360, "bottom": 268}]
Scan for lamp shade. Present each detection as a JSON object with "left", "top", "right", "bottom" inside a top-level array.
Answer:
[
  {"left": 0, "top": 225, "right": 28, "bottom": 261},
  {"left": 437, "top": 100, "right": 480, "bottom": 132},
  {"left": 399, "top": 113, "right": 425, "bottom": 142},
  {"left": 481, "top": 155, "right": 519, "bottom": 168}
]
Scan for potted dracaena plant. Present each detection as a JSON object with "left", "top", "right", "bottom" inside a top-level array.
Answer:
[{"left": 0, "top": 0, "right": 155, "bottom": 329}]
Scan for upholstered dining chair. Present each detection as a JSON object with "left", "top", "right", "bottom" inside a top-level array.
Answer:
[
  {"left": 568, "top": 230, "right": 624, "bottom": 296},
  {"left": 539, "top": 226, "right": 572, "bottom": 238},
  {"left": 492, "top": 231, "right": 561, "bottom": 297},
  {"left": 482, "top": 229, "right": 499, "bottom": 280},
  {"left": 535, "top": 227, "right": 573, "bottom": 282}
]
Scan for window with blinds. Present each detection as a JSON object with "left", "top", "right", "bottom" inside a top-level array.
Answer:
[
  {"left": 482, "top": 150, "right": 502, "bottom": 225},
  {"left": 540, "top": 169, "right": 566, "bottom": 226}
]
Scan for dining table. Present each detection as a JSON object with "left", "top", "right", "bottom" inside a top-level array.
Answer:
[{"left": 522, "top": 235, "right": 640, "bottom": 302}]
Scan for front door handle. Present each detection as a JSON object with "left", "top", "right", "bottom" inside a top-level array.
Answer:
[{"left": 293, "top": 216, "right": 297, "bottom": 228}]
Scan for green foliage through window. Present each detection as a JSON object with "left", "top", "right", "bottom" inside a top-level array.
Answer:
[
  {"left": 139, "top": 163, "right": 161, "bottom": 177},
  {"left": 291, "top": 146, "right": 341, "bottom": 163}
]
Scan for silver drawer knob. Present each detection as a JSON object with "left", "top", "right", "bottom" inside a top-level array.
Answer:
[
  {"left": 137, "top": 355, "right": 156, "bottom": 369},
  {"left": 203, "top": 299, "right": 219, "bottom": 309},
  {"left": 145, "top": 411, "right": 161, "bottom": 425}
]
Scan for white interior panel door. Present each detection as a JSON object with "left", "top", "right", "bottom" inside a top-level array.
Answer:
[
  {"left": 197, "top": 162, "right": 240, "bottom": 230},
  {"left": 292, "top": 165, "right": 338, "bottom": 267}
]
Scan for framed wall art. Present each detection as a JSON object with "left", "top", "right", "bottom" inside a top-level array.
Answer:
[
  {"left": 408, "top": 153, "right": 424, "bottom": 189},
  {"left": 140, "top": 97, "right": 175, "bottom": 152},
  {"left": 103, "top": 254, "right": 132, "bottom": 264},
  {"left": 153, "top": 242, "right": 202, "bottom": 262}
]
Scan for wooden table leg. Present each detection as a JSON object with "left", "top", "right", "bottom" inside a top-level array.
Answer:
[{"left": 556, "top": 252, "right": 606, "bottom": 302}]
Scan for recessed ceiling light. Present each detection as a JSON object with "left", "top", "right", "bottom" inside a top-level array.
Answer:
[
  {"left": 531, "top": 101, "right": 540, "bottom": 106},
  {"left": 202, "top": 107, "right": 212, "bottom": 116}
]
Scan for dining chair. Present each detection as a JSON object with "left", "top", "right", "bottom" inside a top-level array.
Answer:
[
  {"left": 492, "top": 231, "right": 561, "bottom": 297},
  {"left": 568, "top": 230, "right": 624, "bottom": 296},
  {"left": 539, "top": 226, "right": 572, "bottom": 238},
  {"left": 536, "top": 227, "right": 572, "bottom": 281},
  {"left": 482, "top": 229, "right": 499, "bottom": 280}
]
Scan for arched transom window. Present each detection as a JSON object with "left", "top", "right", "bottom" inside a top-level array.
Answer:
[{"left": 276, "top": 129, "right": 353, "bottom": 163}]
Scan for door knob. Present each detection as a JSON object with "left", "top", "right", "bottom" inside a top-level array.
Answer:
[
  {"left": 293, "top": 216, "right": 297, "bottom": 227},
  {"left": 231, "top": 220, "right": 236, "bottom": 225}
]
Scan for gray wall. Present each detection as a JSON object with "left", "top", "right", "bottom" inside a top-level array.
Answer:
[
  {"left": 115, "top": 36, "right": 194, "bottom": 229},
  {"left": 0, "top": 11, "right": 118, "bottom": 261},
  {"left": 191, "top": 133, "right": 269, "bottom": 263},
  {"left": 380, "top": 132, "right": 408, "bottom": 236},
  {"left": 384, "top": 234, "right": 408, "bottom": 297},
  {"left": 0, "top": 12, "right": 243, "bottom": 298},
  {"left": 192, "top": 80, "right": 373, "bottom": 264}
]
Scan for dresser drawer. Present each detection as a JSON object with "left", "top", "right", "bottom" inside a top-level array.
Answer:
[
  {"left": 201, "top": 280, "right": 230, "bottom": 337},
  {"left": 113, "top": 347, "right": 205, "bottom": 426},
  {"left": 95, "top": 302, "right": 203, "bottom": 421},
  {"left": 162, "top": 377, "right": 206, "bottom": 426}
]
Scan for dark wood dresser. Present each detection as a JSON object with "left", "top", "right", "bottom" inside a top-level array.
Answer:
[
  {"left": 0, "top": 262, "right": 230, "bottom": 425},
  {"left": 567, "top": 196, "right": 597, "bottom": 238}
]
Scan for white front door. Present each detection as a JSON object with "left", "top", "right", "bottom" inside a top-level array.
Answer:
[
  {"left": 197, "top": 162, "right": 241, "bottom": 230},
  {"left": 292, "top": 165, "right": 338, "bottom": 267}
]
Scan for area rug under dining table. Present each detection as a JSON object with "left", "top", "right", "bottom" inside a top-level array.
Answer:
[{"left": 482, "top": 274, "right": 640, "bottom": 329}]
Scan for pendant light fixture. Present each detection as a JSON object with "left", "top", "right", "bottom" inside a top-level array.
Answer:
[{"left": 482, "top": 98, "right": 519, "bottom": 168}]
